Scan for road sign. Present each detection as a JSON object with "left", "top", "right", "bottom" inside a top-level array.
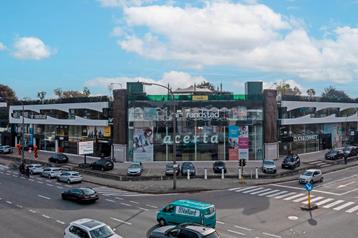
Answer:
[{"left": 304, "top": 183, "right": 313, "bottom": 192}]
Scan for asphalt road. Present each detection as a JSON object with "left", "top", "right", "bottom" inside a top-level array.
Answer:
[{"left": 1, "top": 163, "right": 358, "bottom": 238}]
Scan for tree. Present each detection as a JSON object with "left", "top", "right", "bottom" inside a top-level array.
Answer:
[
  {"left": 274, "top": 81, "right": 301, "bottom": 96},
  {"left": 0, "top": 84, "right": 17, "bottom": 103},
  {"left": 83, "top": 87, "right": 91, "bottom": 97},
  {"left": 306, "top": 88, "right": 316, "bottom": 97},
  {"left": 54, "top": 88, "right": 63, "bottom": 98},
  {"left": 37, "top": 91, "right": 46, "bottom": 102},
  {"left": 54, "top": 87, "right": 91, "bottom": 98},
  {"left": 322, "top": 86, "right": 351, "bottom": 101}
]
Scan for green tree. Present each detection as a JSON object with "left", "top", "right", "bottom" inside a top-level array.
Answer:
[
  {"left": 37, "top": 91, "right": 47, "bottom": 102},
  {"left": 306, "top": 88, "right": 316, "bottom": 97},
  {"left": 83, "top": 87, "right": 91, "bottom": 97},
  {"left": 0, "top": 84, "right": 17, "bottom": 103},
  {"left": 54, "top": 88, "right": 63, "bottom": 98},
  {"left": 274, "top": 81, "right": 301, "bottom": 96},
  {"left": 322, "top": 86, "right": 351, "bottom": 101}
]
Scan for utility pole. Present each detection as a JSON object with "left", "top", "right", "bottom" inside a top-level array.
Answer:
[{"left": 21, "top": 101, "right": 25, "bottom": 164}]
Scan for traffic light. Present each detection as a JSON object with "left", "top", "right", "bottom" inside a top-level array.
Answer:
[
  {"left": 243, "top": 159, "right": 246, "bottom": 167},
  {"left": 239, "top": 159, "right": 242, "bottom": 166}
]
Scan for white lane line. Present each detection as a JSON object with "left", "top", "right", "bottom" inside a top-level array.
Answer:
[
  {"left": 302, "top": 197, "right": 324, "bottom": 204},
  {"left": 230, "top": 186, "right": 255, "bottom": 192},
  {"left": 110, "top": 217, "right": 132, "bottom": 225},
  {"left": 308, "top": 161, "right": 321, "bottom": 164},
  {"left": 56, "top": 220, "right": 65, "bottom": 225},
  {"left": 275, "top": 192, "right": 296, "bottom": 199},
  {"left": 227, "top": 229, "right": 245, "bottom": 236},
  {"left": 251, "top": 188, "right": 272, "bottom": 195},
  {"left": 20, "top": 177, "right": 26, "bottom": 179},
  {"left": 337, "top": 181, "right": 355, "bottom": 188},
  {"left": 64, "top": 185, "right": 71, "bottom": 188},
  {"left": 316, "top": 198, "right": 335, "bottom": 206},
  {"left": 16, "top": 204, "right": 23, "bottom": 208},
  {"left": 293, "top": 195, "right": 314, "bottom": 203},
  {"left": 323, "top": 200, "right": 345, "bottom": 208},
  {"left": 345, "top": 205, "right": 358, "bottom": 213},
  {"left": 262, "top": 232, "right": 281, "bottom": 238},
  {"left": 105, "top": 199, "right": 116, "bottom": 203},
  {"left": 272, "top": 184, "right": 342, "bottom": 196},
  {"left": 29, "top": 209, "right": 37, "bottom": 214},
  {"left": 0, "top": 197, "right": 2, "bottom": 200},
  {"left": 55, "top": 183, "right": 61, "bottom": 185},
  {"left": 130, "top": 200, "right": 139, "bottom": 204},
  {"left": 57, "top": 186, "right": 63, "bottom": 189},
  {"left": 37, "top": 181, "right": 44, "bottom": 184},
  {"left": 42, "top": 214, "right": 51, "bottom": 219},
  {"left": 120, "top": 203, "right": 132, "bottom": 207},
  {"left": 6, "top": 201, "right": 12, "bottom": 205},
  {"left": 234, "top": 225, "right": 252, "bottom": 231},
  {"left": 115, "top": 197, "right": 124, "bottom": 200},
  {"left": 283, "top": 193, "right": 305, "bottom": 201},
  {"left": 266, "top": 191, "right": 288, "bottom": 198},
  {"left": 12, "top": 174, "right": 17, "bottom": 177},
  {"left": 333, "top": 202, "right": 355, "bottom": 211},
  {"left": 258, "top": 190, "right": 280, "bottom": 197},
  {"left": 242, "top": 187, "right": 264, "bottom": 194},
  {"left": 217, "top": 221, "right": 225, "bottom": 225},
  {"left": 46, "top": 183, "right": 54, "bottom": 187},
  {"left": 29, "top": 179, "right": 34, "bottom": 182},
  {"left": 38, "top": 194, "right": 51, "bottom": 200},
  {"left": 146, "top": 204, "right": 158, "bottom": 209},
  {"left": 138, "top": 207, "right": 149, "bottom": 211}
]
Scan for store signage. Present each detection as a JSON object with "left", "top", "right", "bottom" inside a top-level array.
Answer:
[
  {"left": 192, "top": 95, "right": 208, "bottom": 101},
  {"left": 78, "top": 141, "right": 94, "bottom": 155},
  {"left": 176, "top": 206, "right": 200, "bottom": 217},
  {"left": 184, "top": 109, "right": 220, "bottom": 120},
  {"left": 293, "top": 135, "right": 318, "bottom": 142},
  {"left": 163, "top": 134, "right": 219, "bottom": 144}
]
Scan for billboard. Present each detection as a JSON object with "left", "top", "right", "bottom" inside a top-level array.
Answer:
[
  {"left": 78, "top": 141, "right": 94, "bottom": 155},
  {"left": 133, "top": 127, "right": 154, "bottom": 162},
  {"left": 238, "top": 126, "right": 249, "bottom": 160}
]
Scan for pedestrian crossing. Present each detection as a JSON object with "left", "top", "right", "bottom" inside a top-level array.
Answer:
[
  {"left": 228, "top": 186, "right": 358, "bottom": 215},
  {"left": 305, "top": 160, "right": 332, "bottom": 168},
  {"left": 92, "top": 186, "right": 142, "bottom": 197}
]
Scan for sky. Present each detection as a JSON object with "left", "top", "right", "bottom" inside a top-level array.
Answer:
[{"left": 1, "top": 0, "right": 358, "bottom": 98}]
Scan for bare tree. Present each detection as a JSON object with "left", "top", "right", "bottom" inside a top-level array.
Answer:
[
  {"left": 306, "top": 88, "right": 316, "bottom": 97},
  {"left": 37, "top": 91, "right": 47, "bottom": 102}
]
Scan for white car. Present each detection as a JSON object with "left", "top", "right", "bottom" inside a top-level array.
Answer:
[
  {"left": 299, "top": 169, "right": 323, "bottom": 184},
  {"left": 64, "top": 218, "right": 122, "bottom": 238},
  {"left": 0, "top": 145, "right": 13, "bottom": 154},
  {"left": 57, "top": 171, "right": 83, "bottom": 184},
  {"left": 41, "top": 167, "right": 62, "bottom": 179},
  {"left": 27, "top": 164, "right": 44, "bottom": 175}
]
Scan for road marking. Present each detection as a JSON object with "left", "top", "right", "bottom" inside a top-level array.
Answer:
[
  {"left": 227, "top": 229, "right": 245, "bottom": 236},
  {"left": 216, "top": 221, "right": 225, "bottom": 225},
  {"left": 288, "top": 216, "right": 298, "bottom": 221},
  {"left": 46, "top": 183, "right": 54, "bottom": 187},
  {"left": 138, "top": 207, "right": 149, "bottom": 211},
  {"left": 105, "top": 199, "right": 116, "bottom": 203},
  {"left": 258, "top": 190, "right": 280, "bottom": 196},
  {"left": 293, "top": 195, "right": 313, "bottom": 203},
  {"left": 230, "top": 186, "right": 255, "bottom": 192},
  {"left": 29, "top": 179, "right": 34, "bottom": 182},
  {"left": 146, "top": 204, "right": 158, "bottom": 209},
  {"left": 20, "top": 176, "right": 25, "bottom": 179},
  {"left": 42, "top": 214, "right": 51, "bottom": 219},
  {"left": 29, "top": 209, "right": 37, "bottom": 214},
  {"left": 283, "top": 193, "right": 305, "bottom": 201},
  {"left": 6, "top": 201, "right": 12, "bottom": 205},
  {"left": 320, "top": 164, "right": 331, "bottom": 168},
  {"left": 338, "top": 181, "right": 355, "bottom": 188},
  {"left": 262, "top": 232, "right": 281, "bottom": 238},
  {"left": 115, "top": 197, "right": 123, "bottom": 200},
  {"left": 37, "top": 181, "right": 44, "bottom": 184},
  {"left": 57, "top": 186, "right": 63, "bottom": 189},
  {"left": 323, "top": 200, "right": 345, "bottom": 208},
  {"left": 333, "top": 202, "right": 355, "bottom": 211},
  {"left": 16, "top": 204, "right": 23, "bottom": 208},
  {"left": 251, "top": 188, "right": 272, "bottom": 195},
  {"left": 64, "top": 185, "right": 71, "bottom": 188},
  {"left": 120, "top": 202, "right": 132, "bottom": 207},
  {"left": 275, "top": 192, "right": 296, "bottom": 199},
  {"left": 130, "top": 200, "right": 139, "bottom": 204},
  {"left": 234, "top": 225, "right": 252, "bottom": 231},
  {"left": 242, "top": 187, "right": 264, "bottom": 194},
  {"left": 272, "top": 184, "right": 341, "bottom": 196},
  {"left": 12, "top": 174, "right": 17, "bottom": 177},
  {"left": 38, "top": 195, "right": 51, "bottom": 200},
  {"left": 302, "top": 197, "right": 324, "bottom": 204},
  {"left": 56, "top": 220, "right": 65, "bottom": 225},
  {"left": 110, "top": 217, "right": 132, "bottom": 225},
  {"left": 345, "top": 205, "right": 358, "bottom": 213},
  {"left": 316, "top": 198, "right": 335, "bottom": 206},
  {"left": 266, "top": 191, "right": 288, "bottom": 198}
]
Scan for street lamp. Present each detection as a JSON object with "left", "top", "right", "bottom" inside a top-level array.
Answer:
[
  {"left": 140, "top": 82, "right": 177, "bottom": 190},
  {"left": 21, "top": 101, "right": 25, "bottom": 164}
]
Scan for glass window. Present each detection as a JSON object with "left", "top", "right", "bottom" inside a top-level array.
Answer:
[
  {"left": 89, "top": 225, "right": 114, "bottom": 238},
  {"left": 178, "top": 229, "right": 198, "bottom": 238}
]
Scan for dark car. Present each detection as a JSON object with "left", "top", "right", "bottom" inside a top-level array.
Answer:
[
  {"left": 165, "top": 163, "right": 180, "bottom": 176},
  {"left": 343, "top": 145, "right": 358, "bottom": 157},
  {"left": 48, "top": 153, "right": 69, "bottom": 163},
  {"left": 181, "top": 162, "right": 196, "bottom": 176},
  {"left": 90, "top": 158, "right": 114, "bottom": 171},
  {"left": 281, "top": 154, "right": 300, "bottom": 169},
  {"left": 213, "top": 161, "right": 227, "bottom": 174},
  {"left": 325, "top": 149, "right": 345, "bottom": 160},
  {"left": 149, "top": 224, "right": 220, "bottom": 238},
  {"left": 61, "top": 187, "right": 98, "bottom": 203}
]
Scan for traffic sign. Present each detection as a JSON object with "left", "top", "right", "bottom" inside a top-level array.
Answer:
[{"left": 304, "top": 183, "right": 313, "bottom": 192}]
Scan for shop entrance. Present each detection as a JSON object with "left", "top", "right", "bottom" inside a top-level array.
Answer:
[{"left": 320, "top": 134, "right": 332, "bottom": 150}]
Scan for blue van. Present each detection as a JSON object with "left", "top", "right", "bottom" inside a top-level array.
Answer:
[{"left": 157, "top": 200, "right": 216, "bottom": 228}]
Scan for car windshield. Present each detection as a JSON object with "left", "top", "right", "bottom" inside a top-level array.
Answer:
[
  {"left": 182, "top": 163, "right": 194, "bottom": 168},
  {"left": 264, "top": 161, "right": 275, "bottom": 165},
  {"left": 284, "top": 157, "right": 294, "bottom": 162},
  {"left": 166, "top": 164, "right": 174, "bottom": 169},
  {"left": 129, "top": 164, "right": 140, "bottom": 169},
  {"left": 81, "top": 188, "right": 95, "bottom": 195},
  {"left": 205, "top": 231, "right": 220, "bottom": 238},
  {"left": 72, "top": 172, "right": 80, "bottom": 176},
  {"left": 303, "top": 171, "right": 314, "bottom": 176},
  {"left": 214, "top": 161, "right": 224, "bottom": 166},
  {"left": 89, "top": 225, "right": 114, "bottom": 238}
]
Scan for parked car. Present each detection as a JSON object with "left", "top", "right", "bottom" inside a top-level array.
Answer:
[
  {"left": 41, "top": 167, "right": 62, "bottom": 179},
  {"left": 181, "top": 162, "right": 196, "bottom": 176},
  {"left": 90, "top": 158, "right": 114, "bottom": 171},
  {"left": 149, "top": 224, "right": 220, "bottom": 238},
  {"left": 299, "top": 169, "right": 323, "bottom": 184},
  {"left": 213, "top": 161, "right": 227, "bottom": 174},
  {"left": 64, "top": 218, "right": 122, "bottom": 238},
  {"left": 26, "top": 164, "right": 44, "bottom": 175},
  {"left": 62, "top": 188, "right": 99, "bottom": 203},
  {"left": 48, "top": 153, "right": 69, "bottom": 163},
  {"left": 0, "top": 145, "right": 13, "bottom": 154},
  {"left": 57, "top": 171, "right": 83, "bottom": 184},
  {"left": 262, "top": 160, "right": 277, "bottom": 174},
  {"left": 165, "top": 163, "right": 180, "bottom": 176},
  {"left": 281, "top": 154, "right": 300, "bottom": 169},
  {"left": 325, "top": 149, "right": 345, "bottom": 160},
  {"left": 127, "top": 162, "right": 143, "bottom": 176},
  {"left": 343, "top": 145, "right": 358, "bottom": 157}
]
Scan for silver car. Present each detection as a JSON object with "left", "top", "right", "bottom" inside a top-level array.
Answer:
[
  {"left": 0, "top": 145, "right": 13, "bottom": 154},
  {"left": 41, "top": 167, "right": 62, "bottom": 179},
  {"left": 127, "top": 162, "right": 143, "bottom": 176},
  {"left": 299, "top": 169, "right": 323, "bottom": 184},
  {"left": 27, "top": 164, "right": 44, "bottom": 175},
  {"left": 57, "top": 171, "right": 82, "bottom": 184},
  {"left": 262, "top": 160, "right": 277, "bottom": 174}
]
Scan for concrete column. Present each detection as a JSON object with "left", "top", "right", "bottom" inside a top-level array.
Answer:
[
  {"left": 55, "top": 139, "right": 59, "bottom": 153},
  {"left": 204, "top": 169, "right": 207, "bottom": 180}
]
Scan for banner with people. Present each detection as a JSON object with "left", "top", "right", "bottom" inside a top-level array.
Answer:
[
  {"left": 133, "top": 127, "right": 154, "bottom": 162},
  {"left": 238, "top": 125, "right": 249, "bottom": 160}
]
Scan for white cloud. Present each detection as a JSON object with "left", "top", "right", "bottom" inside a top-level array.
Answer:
[
  {"left": 0, "top": 42, "right": 5, "bottom": 51},
  {"left": 111, "top": 26, "right": 124, "bottom": 36},
  {"left": 85, "top": 71, "right": 207, "bottom": 94},
  {"left": 12, "top": 37, "right": 54, "bottom": 60},
  {"left": 114, "top": 2, "right": 358, "bottom": 84},
  {"left": 97, "top": 0, "right": 156, "bottom": 8}
]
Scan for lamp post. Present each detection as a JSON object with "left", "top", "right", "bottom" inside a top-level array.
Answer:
[
  {"left": 21, "top": 101, "right": 25, "bottom": 164},
  {"left": 140, "top": 82, "right": 177, "bottom": 190}
]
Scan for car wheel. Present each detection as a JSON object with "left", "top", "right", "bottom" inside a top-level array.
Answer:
[
  {"left": 67, "top": 179, "right": 71, "bottom": 184},
  {"left": 30, "top": 171, "right": 33, "bottom": 175},
  {"left": 61, "top": 194, "right": 66, "bottom": 200},
  {"left": 310, "top": 180, "right": 314, "bottom": 184},
  {"left": 158, "top": 219, "right": 166, "bottom": 226},
  {"left": 320, "top": 177, "right": 324, "bottom": 183},
  {"left": 101, "top": 167, "right": 105, "bottom": 171}
]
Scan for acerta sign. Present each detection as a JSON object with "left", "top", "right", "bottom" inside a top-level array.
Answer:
[{"left": 163, "top": 134, "right": 219, "bottom": 144}]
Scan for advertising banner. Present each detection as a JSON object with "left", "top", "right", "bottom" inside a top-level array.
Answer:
[
  {"left": 133, "top": 127, "right": 154, "bottom": 162},
  {"left": 239, "top": 125, "right": 249, "bottom": 160},
  {"left": 78, "top": 141, "right": 94, "bottom": 155},
  {"left": 229, "top": 148, "right": 238, "bottom": 160},
  {"left": 228, "top": 125, "right": 239, "bottom": 148}
]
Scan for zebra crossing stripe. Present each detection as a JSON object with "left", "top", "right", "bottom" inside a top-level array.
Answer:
[
  {"left": 266, "top": 191, "right": 288, "bottom": 198},
  {"left": 242, "top": 187, "right": 264, "bottom": 194},
  {"left": 231, "top": 186, "right": 256, "bottom": 192},
  {"left": 345, "top": 205, "right": 358, "bottom": 213},
  {"left": 275, "top": 192, "right": 296, "bottom": 199},
  {"left": 309, "top": 161, "right": 322, "bottom": 164},
  {"left": 258, "top": 190, "right": 280, "bottom": 196},
  {"left": 316, "top": 198, "right": 334, "bottom": 206},
  {"left": 284, "top": 193, "right": 305, "bottom": 201},
  {"left": 293, "top": 195, "right": 314, "bottom": 203},
  {"left": 250, "top": 188, "right": 272, "bottom": 195},
  {"left": 320, "top": 164, "right": 331, "bottom": 167},
  {"left": 302, "top": 196, "right": 324, "bottom": 204},
  {"left": 316, "top": 163, "right": 327, "bottom": 166},
  {"left": 333, "top": 202, "right": 355, "bottom": 211},
  {"left": 323, "top": 200, "right": 345, "bottom": 208},
  {"left": 228, "top": 187, "right": 243, "bottom": 191}
]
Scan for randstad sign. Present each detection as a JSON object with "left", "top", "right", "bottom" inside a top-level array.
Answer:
[
  {"left": 163, "top": 134, "right": 219, "bottom": 144},
  {"left": 184, "top": 109, "right": 220, "bottom": 120}
]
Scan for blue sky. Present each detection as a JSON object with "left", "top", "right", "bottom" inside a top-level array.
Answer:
[{"left": 1, "top": 0, "right": 358, "bottom": 98}]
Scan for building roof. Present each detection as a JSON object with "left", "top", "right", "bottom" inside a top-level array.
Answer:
[{"left": 173, "top": 85, "right": 213, "bottom": 94}]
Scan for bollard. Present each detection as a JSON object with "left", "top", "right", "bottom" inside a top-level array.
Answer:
[
  {"left": 187, "top": 169, "right": 190, "bottom": 180},
  {"left": 238, "top": 168, "right": 242, "bottom": 180},
  {"left": 204, "top": 169, "right": 207, "bottom": 180},
  {"left": 250, "top": 170, "right": 253, "bottom": 179},
  {"left": 221, "top": 168, "right": 224, "bottom": 179},
  {"left": 255, "top": 168, "right": 259, "bottom": 179}
]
